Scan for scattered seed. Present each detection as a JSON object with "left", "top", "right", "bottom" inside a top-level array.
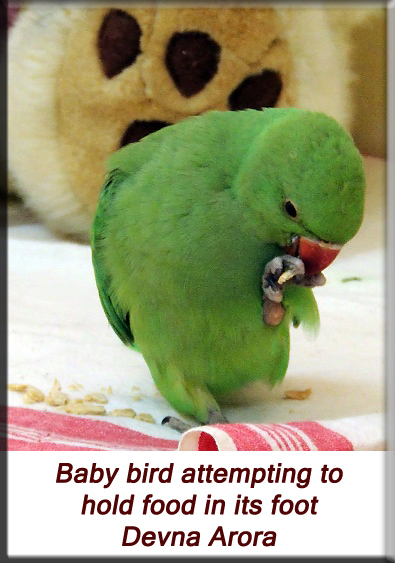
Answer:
[
  {"left": 283, "top": 388, "right": 312, "bottom": 400},
  {"left": 50, "top": 378, "right": 61, "bottom": 393},
  {"left": 22, "top": 386, "right": 45, "bottom": 404},
  {"left": 135, "top": 413, "right": 155, "bottom": 424},
  {"left": 131, "top": 385, "right": 140, "bottom": 391},
  {"left": 45, "top": 392, "right": 69, "bottom": 407},
  {"left": 8, "top": 383, "right": 28, "bottom": 392},
  {"left": 67, "top": 398, "right": 84, "bottom": 405},
  {"left": 68, "top": 383, "right": 83, "bottom": 391},
  {"left": 45, "top": 379, "right": 69, "bottom": 406},
  {"left": 131, "top": 394, "right": 142, "bottom": 402},
  {"left": 83, "top": 393, "right": 108, "bottom": 404},
  {"left": 110, "top": 408, "right": 136, "bottom": 418},
  {"left": 61, "top": 403, "right": 106, "bottom": 415}
]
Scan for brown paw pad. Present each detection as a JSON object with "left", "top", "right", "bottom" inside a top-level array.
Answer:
[
  {"left": 98, "top": 9, "right": 142, "bottom": 78},
  {"left": 165, "top": 31, "right": 221, "bottom": 97},
  {"left": 228, "top": 69, "right": 283, "bottom": 111},
  {"left": 120, "top": 120, "right": 172, "bottom": 146}
]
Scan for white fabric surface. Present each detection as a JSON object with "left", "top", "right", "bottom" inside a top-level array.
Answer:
[{"left": 7, "top": 156, "right": 386, "bottom": 442}]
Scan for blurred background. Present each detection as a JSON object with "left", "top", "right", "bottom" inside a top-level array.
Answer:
[{"left": 6, "top": 3, "right": 386, "bottom": 240}]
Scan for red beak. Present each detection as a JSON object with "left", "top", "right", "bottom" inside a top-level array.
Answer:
[{"left": 285, "top": 236, "right": 342, "bottom": 276}]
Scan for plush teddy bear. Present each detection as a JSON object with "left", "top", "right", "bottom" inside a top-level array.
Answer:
[{"left": 7, "top": 4, "right": 383, "bottom": 241}]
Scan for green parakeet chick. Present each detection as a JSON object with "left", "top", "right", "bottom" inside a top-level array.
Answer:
[{"left": 91, "top": 108, "right": 365, "bottom": 431}]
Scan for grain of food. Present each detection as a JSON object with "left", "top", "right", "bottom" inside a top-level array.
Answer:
[
  {"left": 45, "top": 392, "right": 69, "bottom": 406},
  {"left": 67, "top": 398, "right": 84, "bottom": 405},
  {"left": 131, "top": 385, "right": 140, "bottom": 391},
  {"left": 68, "top": 383, "right": 83, "bottom": 391},
  {"left": 8, "top": 383, "right": 28, "bottom": 392},
  {"left": 22, "top": 386, "right": 45, "bottom": 404},
  {"left": 22, "top": 394, "right": 37, "bottom": 405},
  {"left": 283, "top": 388, "right": 312, "bottom": 400},
  {"left": 61, "top": 403, "right": 106, "bottom": 415},
  {"left": 45, "top": 378, "right": 69, "bottom": 406},
  {"left": 278, "top": 270, "right": 295, "bottom": 284},
  {"left": 135, "top": 413, "right": 155, "bottom": 424},
  {"left": 101, "top": 386, "right": 113, "bottom": 395},
  {"left": 110, "top": 408, "right": 136, "bottom": 418},
  {"left": 50, "top": 378, "right": 61, "bottom": 393},
  {"left": 131, "top": 394, "right": 142, "bottom": 402},
  {"left": 83, "top": 392, "right": 108, "bottom": 404}
]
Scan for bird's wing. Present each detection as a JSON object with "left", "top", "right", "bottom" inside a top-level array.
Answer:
[
  {"left": 91, "top": 168, "right": 137, "bottom": 349},
  {"left": 107, "top": 125, "right": 174, "bottom": 175}
]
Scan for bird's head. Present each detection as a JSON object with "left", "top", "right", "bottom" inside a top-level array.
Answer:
[{"left": 234, "top": 109, "right": 365, "bottom": 275}]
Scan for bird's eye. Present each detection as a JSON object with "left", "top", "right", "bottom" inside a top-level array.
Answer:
[{"left": 284, "top": 200, "right": 298, "bottom": 219}]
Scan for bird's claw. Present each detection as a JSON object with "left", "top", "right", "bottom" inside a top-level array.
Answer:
[
  {"left": 294, "top": 272, "right": 327, "bottom": 288},
  {"left": 207, "top": 408, "right": 229, "bottom": 425},
  {"left": 161, "top": 408, "right": 228, "bottom": 434},
  {"left": 262, "top": 255, "right": 305, "bottom": 303},
  {"left": 161, "top": 416, "right": 194, "bottom": 433}
]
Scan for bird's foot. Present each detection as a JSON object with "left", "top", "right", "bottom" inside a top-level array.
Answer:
[
  {"left": 293, "top": 272, "right": 326, "bottom": 288},
  {"left": 161, "top": 416, "right": 194, "bottom": 433},
  {"left": 161, "top": 408, "right": 228, "bottom": 434},
  {"left": 207, "top": 408, "right": 229, "bottom": 425},
  {"left": 262, "top": 255, "right": 305, "bottom": 303}
]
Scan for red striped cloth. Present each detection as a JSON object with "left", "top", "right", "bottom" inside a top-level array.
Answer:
[
  {"left": 179, "top": 414, "right": 384, "bottom": 451},
  {"left": 180, "top": 422, "right": 353, "bottom": 451},
  {"left": 3, "top": 407, "right": 178, "bottom": 451},
  {"left": 3, "top": 407, "right": 383, "bottom": 451}
]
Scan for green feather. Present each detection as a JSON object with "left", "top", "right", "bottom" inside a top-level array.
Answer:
[{"left": 91, "top": 169, "right": 137, "bottom": 349}]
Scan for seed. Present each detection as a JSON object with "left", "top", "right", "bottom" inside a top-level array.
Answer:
[
  {"left": 45, "top": 379, "right": 69, "bottom": 406},
  {"left": 50, "top": 378, "right": 61, "bottom": 393},
  {"left": 278, "top": 270, "right": 295, "bottom": 284},
  {"left": 83, "top": 393, "right": 108, "bottom": 404},
  {"left": 68, "top": 383, "right": 83, "bottom": 391},
  {"left": 45, "top": 392, "right": 69, "bottom": 407},
  {"left": 8, "top": 383, "right": 28, "bottom": 392},
  {"left": 68, "top": 398, "right": 84, "bottom": 405},
  {"left": 110, "top": 408, "right": 136, "bottom": 418},
  {"left": 283, "top": 388, "right": 312, "bottom": 400},
  {"left": 135, "top": 413, "right": 155, "bottom": 424},
  {"left": 61, "top": 403, "right": 106, "bottom": 415},
  {"left": 22, "top": 386, "right": 45, "bottom": 404}
]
